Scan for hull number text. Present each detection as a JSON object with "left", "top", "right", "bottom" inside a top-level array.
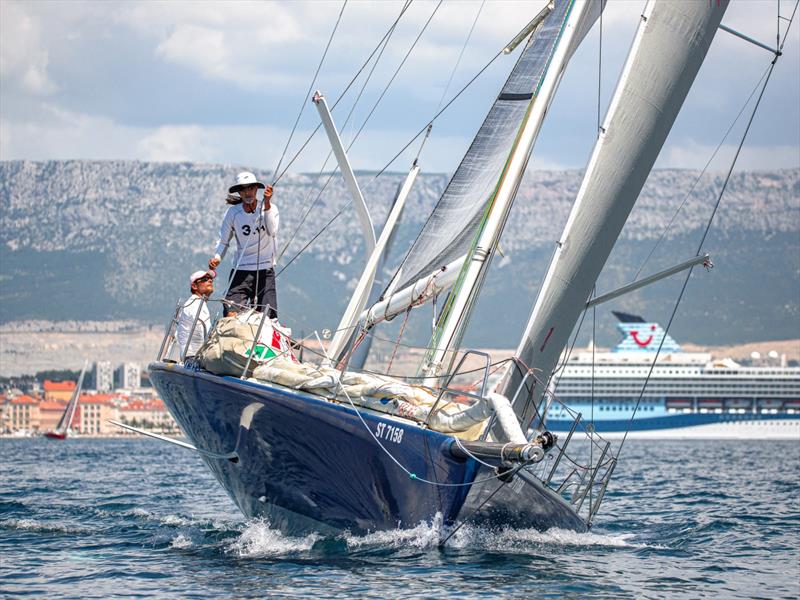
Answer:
[{"left": 375, "top": 422, "right": 404, "bottom": 444}]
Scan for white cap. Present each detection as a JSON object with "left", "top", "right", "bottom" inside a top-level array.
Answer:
[
  {"left": 189, "top": 269, "right": 216, "bottom": 285},
  {"left": 229, "top": 171, "right": 266, "bottom": 193}
]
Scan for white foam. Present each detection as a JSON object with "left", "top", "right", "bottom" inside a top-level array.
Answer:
[
  {"left": 344, "top": 514, "right": 446, "bottom": 550},
  {"left": 3, "top": 518, "right": 89, "bottom": 535},
  {"left": 226, "top": 519, "right": 320, "bottom": 558},
  {"left": 447, "top": 525, "right": 649, "bottom": 550},
  {"left": 169, "top": 532, "right": 194, "bottom": 549},
  {"left": 343, "top": 516, "right": 653, "bottom": 551}
]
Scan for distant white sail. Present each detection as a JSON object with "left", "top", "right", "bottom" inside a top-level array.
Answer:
[{"left": 500, "top": 0, "right": 730, "bottom": 426}]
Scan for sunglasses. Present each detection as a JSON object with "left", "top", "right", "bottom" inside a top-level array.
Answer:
[{"left": 195, "top": 276, "right": 213, "bottom": 283}]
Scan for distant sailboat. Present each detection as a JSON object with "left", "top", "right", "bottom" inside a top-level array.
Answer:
[{"left": 44, "top": 361, "right": 88, "bottom": 440}]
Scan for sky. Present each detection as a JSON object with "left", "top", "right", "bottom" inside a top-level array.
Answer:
[{"left": 1, "top": 0, "right": 798, "bottom": 176}]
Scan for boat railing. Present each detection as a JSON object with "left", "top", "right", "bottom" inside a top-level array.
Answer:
[
  {"left": 156, "top": 296, "right": 218, "bottom": 363},
  {"left": 156, "top": 298, "right": 183, "bottom": 362},
  {"left": 426, "top": 350, "right": 492, "bottom": 423},
  {"left": 507, "top": 373, "right": 617, "bottom": 526}
]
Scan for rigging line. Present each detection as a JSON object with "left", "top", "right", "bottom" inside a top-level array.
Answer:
[
  {"left": 276, "top": 41, "right": 506, "bottom": 277},
  {"left": 434, "top": 0, "right": 485, "bottom": 116},
  {"left": 273, "top": 1, "right": 415, "bottom": 186},
  {"left": 277, "top": 17, "right": 534, "bottom": 278},
  {"left": 590, "top": 285, "right": 596, "bottom": 514},
  {"left": 373, "top": 10, "right": 546, "bottom": 294},
  {"left": 277, "top": 2, "right": 408, "bottom": 263},
  {"left": 616, "top": 51, "right": 785, "bottom": 461},
  {"left": 632, "top": 65, "right": 770, "bottom": 281},
  {"left": 271, "top": 0, "right": 347, "bottom": 185},
  {"left": 366, "top": 45, "right": 504, "bottom": 190},
  {"left": 314, "top": 333, "right": 525, "bottom": 489},
  {"left": 342, "top": 0, "right": 444, "bottom": 155}
]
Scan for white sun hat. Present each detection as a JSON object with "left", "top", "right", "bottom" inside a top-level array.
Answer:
[
  {"left": 189, "top": 269, "right": 216, "bottom": 285},
  {"left": 229, "top": 171, "right": 266, "bottom": 193}
]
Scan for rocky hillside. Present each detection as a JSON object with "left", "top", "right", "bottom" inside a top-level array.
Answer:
[{"left": 0, "top": 160, "right": 797, "bottom": 347}]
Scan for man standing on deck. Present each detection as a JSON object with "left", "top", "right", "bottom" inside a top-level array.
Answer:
[
  {"left": 209, "top": 171, "right": 279, "bottom": 319},
  {"left": 176, "top": 269, "right": 215, "bottom": 358}
]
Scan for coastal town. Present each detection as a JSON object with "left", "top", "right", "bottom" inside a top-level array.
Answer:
[{"left": 1, "top": 361, "right": 177, "bottom": 436}]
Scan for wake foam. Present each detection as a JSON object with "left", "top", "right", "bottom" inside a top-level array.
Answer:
[
  {"left": 1, "top": 518, "right": 91, "bottom": 535},
  {"left": 226, "top": 519, "right": 320, "bottom": 557}
]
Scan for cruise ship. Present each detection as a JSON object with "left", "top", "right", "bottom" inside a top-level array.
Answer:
[{"left": 547, "top": 312, "right": 800, "bottom": 439}]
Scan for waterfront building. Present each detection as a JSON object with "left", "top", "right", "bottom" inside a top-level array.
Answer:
[
  {"left": 38, "top": 400, "right": 71, "bottom": 433},
  {"left": 8, "top": 396, "right": 40, "bottom": 433},
  {"left": 117, "top": 398, "right": 178, "bottom": 433},
  {"left": 92, "top": 361, "right": 113, "bottom": 392},
  {"left": 78, "top": 394, "right": 116, "bottom": 435},
  {"left": 43, "top": 380, "right": 76, "bottom": 403},
  {"left": 114, "top": 363, "right": 142, "bottom": 390}
]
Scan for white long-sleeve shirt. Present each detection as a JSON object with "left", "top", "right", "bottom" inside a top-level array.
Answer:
[
  {"left": 176, "top": 295, "right": 211, "bottom": 358},
  {"left": 213, "top": 201, "right": 280, "bottom": 270}
]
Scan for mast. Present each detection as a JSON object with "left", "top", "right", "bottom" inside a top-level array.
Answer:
[
  {"left": 500, "top": 0, "right": 730, "bottom": 426},
  {"left": 421, "top": 0, "right": 599, "bottom": 382}
]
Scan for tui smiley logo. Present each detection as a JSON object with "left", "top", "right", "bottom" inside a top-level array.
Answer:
[{"left": 630, "top": 325, "right": 656, "bottom": 347}]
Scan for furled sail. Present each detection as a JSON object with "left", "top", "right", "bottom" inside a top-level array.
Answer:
[
  {"left": 499, "top": 0, "right": 730, "bottom": 426},
  {"left": 388, "top": 0, "right": 599, "bottom": 294}
]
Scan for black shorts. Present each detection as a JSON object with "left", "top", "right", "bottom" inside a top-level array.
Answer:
[{"left": 224, "top": 268, "right": 278, "bottom": 319}]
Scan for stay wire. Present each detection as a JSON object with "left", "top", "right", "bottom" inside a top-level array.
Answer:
[
  {"left": 272, "top": 1, "right": 415, "bottom": 186},
  {"left": 615, "top": 48, "right": 785, "bottom": 461},
  {"left": 277, "top": 1, "right": 409, "bottom": 263},
  {"left": 276, "top": 15, "right": 509, "bottom": 277},
  {"left": 434, "top": 1, "right": 485, "bottom": 116},
  {"left": 342, "top": 1, "right": 443, "bottom": 157},
  {"left": 633, "top": 65, "right": 770, "bottom": 281},
  {"left": 270, "top": 0, "right": 347, "bottom": 185}
]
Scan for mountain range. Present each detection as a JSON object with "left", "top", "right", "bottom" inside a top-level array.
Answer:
[{"left": 0, "top": 160, "right": 797, "bottom": 348}]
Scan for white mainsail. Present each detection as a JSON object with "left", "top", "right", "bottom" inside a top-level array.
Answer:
[{"left": 499, "top": 0, "right": 730, "bottom": 426}]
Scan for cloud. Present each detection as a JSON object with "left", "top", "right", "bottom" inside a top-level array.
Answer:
[
  {"left": 0, "top": 1, "right": 58, "bottom": 95},
  {"left": 659, "top": 140, "right": 800, "bottom": 171},
  {"left": 138, "top": 125, "right": 214, "bottom": 162}
]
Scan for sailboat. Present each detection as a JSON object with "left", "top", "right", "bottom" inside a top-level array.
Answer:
[
  {"left": 44, "top": 361, "right": 88, "bottom": 440},
  {"left": 142, "top": 0, "right": 779, "bottom": 535}
]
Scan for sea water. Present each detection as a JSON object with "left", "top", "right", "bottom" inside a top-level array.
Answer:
[{"left": 1, "top": 438, "right": 798, "bottom": 599}]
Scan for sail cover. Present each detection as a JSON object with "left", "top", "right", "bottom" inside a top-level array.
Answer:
[{"left": 389, "top": 0, "right": 576, "bottom": 292}]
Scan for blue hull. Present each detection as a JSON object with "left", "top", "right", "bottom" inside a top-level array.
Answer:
[{"left": 149, "top": 362, "right": 587, "bottom": 535}]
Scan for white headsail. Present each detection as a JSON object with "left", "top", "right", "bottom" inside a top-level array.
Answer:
[
  {"left": 499, "top": 0, "right": 730, "bottom": 426},
  {"left": 419, "top": 0, "right": 603, "bottom": 380}
]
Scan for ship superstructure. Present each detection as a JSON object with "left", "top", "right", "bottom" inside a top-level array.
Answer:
[{"left": 549, "top": 312, "right": 800, "bottom": 439}]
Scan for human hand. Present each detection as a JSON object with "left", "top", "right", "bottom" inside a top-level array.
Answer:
[{"left": 209, "top": 257, "right": 221, "bottom": 269}]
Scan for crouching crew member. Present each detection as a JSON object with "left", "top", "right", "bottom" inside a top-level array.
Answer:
[{"left": 177, "top": 269, "right": 215, "bottom": 358}]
